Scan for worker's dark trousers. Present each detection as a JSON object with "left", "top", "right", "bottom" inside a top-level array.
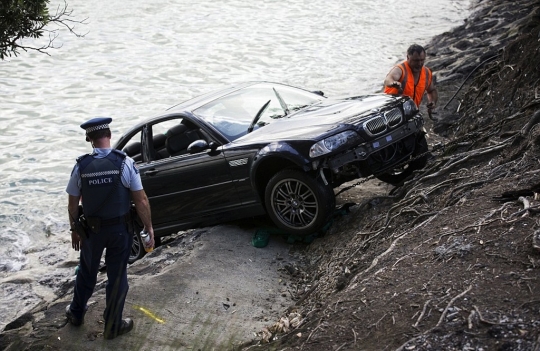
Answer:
[{"left": 70, "top": 222, "right": 132, "bottom": 332}]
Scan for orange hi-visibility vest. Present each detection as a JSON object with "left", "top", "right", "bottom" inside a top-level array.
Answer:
[{"left": 384, "top": 61, "right": 432, "bottom": 106}]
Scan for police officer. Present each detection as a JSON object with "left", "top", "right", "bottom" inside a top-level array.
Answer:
[{"left": 65, "top": 117, "right": 154, "bottom": 340}]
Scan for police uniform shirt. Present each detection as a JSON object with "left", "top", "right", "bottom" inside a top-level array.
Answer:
[{"left": 66, "top": 148, "right": 142, "bottom": 197}]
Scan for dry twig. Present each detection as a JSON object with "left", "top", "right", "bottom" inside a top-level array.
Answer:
[
  {"left": 302, "top": 319, "right": 325, "bottom": 348},
  {"left": 435, "top": 285, "right": 472, "bottom": 328},
  {"left": 413, "top": 299, "right": 432, "bottom": 328},
  {"left": 473, "top": 305, "right": 499, "bottom": 325},
  {"left": 368, "top": 313, "right": 388, "bottom": 329},
  {"left": 397, "top": 286, "right": 474, "bottom": 349}
]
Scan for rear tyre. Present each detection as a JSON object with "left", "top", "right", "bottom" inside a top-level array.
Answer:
[
  {"left": 128, "top": 221, "right": 146, "bottom": 264},
  {"left": 265, "top": 169, "right": 335, "bottom": 236},
  {"left": 376, "top": 134, "right": 429, "bottom": 186}
]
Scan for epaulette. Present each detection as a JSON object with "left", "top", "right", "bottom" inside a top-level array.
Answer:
[
  {"left": 76, "top": 153, "right": 92, "bottom": 163},
  {"left": 111, "top": 149, "right": 127, "bottom": 157}
]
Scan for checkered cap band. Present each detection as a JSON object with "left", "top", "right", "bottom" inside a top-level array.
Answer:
[{"left": 85, "top": 124, "right": 109, "bottom": 133}]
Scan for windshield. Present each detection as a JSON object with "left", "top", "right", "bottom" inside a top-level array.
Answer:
[{"left": 193, "top": 83, "right": 322, "bottom": 140}]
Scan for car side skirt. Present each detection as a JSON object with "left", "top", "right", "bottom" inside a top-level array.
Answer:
[{"left": 152, "top": 203, "right": 266, "bottom": 237}]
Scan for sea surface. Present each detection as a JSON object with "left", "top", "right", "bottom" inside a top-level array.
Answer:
[{"left": 0, "top": 0, "right": 471, "bottom": 330}]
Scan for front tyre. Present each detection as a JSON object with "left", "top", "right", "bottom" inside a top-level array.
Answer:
[
  {"left": 265, "top": 169, "right": 335, "bottom": 236},
  {"left": 376, "top": 134, "right": 429, "bottom": 186}
]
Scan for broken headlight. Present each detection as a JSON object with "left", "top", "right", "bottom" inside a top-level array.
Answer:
[
  {"left": 309, "top": 130, "right": 357, "bottom": 158},
  {"left": 403, "top": 99, "right": 418, "bottom": 119}
]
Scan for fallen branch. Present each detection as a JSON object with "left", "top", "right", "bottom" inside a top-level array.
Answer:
[
  {"left": 303, "top": 318, "right": 325, "bottom": 347},
  {"left": 368, "top": 313, "right": 388, "bottom": 329},
  {"left": 395, "top": 335, "right": 424, "bottom": 351},
  {"left": 413, "top": 299, "right": 432, "bottom": 328},
  {"left": 393, "top": 253, "right": 413, "bottom": 267},
  {"left": 435, "top": 285, "right": 472, "bottom": 328},
  {"left": 473, "top": 305, "right": 499, "bottom": 325},
  {"left": 447, "top": 179, "right": 488, "bottom": 198},
  {"left": 468, "top": 310, "right": 475, "bottom": 329},
  {"left": 520, "top": 300, "right": 540, "bottom": 308}
]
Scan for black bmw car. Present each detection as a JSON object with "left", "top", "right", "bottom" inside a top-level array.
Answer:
[{"left": 114, "top": 82, "right": 428, "bottom": 262}]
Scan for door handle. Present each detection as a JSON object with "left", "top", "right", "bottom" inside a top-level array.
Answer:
[{"left": 145, "top": 169, "right": 159, "bottom": 176}]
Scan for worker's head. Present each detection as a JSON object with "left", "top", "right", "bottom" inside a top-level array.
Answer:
[{"left": 406, "top": 44, "right": 426, "bottom": 73}]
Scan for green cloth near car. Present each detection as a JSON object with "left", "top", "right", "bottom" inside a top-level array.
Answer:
[{"left": 251, "top": 203, "right": 356, "bottom": 248}]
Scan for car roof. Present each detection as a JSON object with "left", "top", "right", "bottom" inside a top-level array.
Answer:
[
  {"left": 166, "top": 81, "right": 261, "bottom": 113},
  {"left": 115, "top": 81, "right": 321, "bottom": 145}
]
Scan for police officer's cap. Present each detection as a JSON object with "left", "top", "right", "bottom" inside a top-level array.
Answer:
[
  {"left": 80, "top": 117, "right": 112, "bottom": 142},
  {"left": 80, "top": 117, "right": 112, "bottom": 133}
]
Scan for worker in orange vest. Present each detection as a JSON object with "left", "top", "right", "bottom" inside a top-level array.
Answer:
[{"left": 384, "top": 44, "right": 438, "bottom": 119}]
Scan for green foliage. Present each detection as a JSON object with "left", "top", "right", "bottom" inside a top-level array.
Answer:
[{"left": 0, "top": 0, "right": 82, "bottom": 59}]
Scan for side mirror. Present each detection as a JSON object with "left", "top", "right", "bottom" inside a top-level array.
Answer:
[
  {"left": 187, "top": 140, "right": 220, "bottom": 154},
  {"left": 187, "top": 140, "right": 208, "bottom": 153},
  {"left": 208, "top": 141, "right": 218, "bottom": 150}
]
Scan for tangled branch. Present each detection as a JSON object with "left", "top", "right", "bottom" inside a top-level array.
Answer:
[{"left": 0, "top": 1, "right": 88, "bottom": 59}]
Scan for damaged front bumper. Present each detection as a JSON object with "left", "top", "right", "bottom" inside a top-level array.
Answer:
[{"left": 326, "top": 115, "right": 425, "bottom": 171}]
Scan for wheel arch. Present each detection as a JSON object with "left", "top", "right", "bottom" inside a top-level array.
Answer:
[{"left": 251, "top": 142, "right": 312, "bottom": 203}]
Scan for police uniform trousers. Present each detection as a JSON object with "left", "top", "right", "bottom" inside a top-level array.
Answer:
[{"left": 69, "top": 221, "right": 132, "bottom": 332}]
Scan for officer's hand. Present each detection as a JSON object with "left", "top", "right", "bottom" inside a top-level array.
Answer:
[
  {"left": 390, "top": 81, "right": 401, "bottom": 88},
  {"left": 71, "top": 231, "right": 81, "bottom": 251},
  {"left": 148, "top": 228, "right": 155, "bottom": 249}
]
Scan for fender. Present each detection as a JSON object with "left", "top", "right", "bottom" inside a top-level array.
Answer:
[{"left": 250, "top": 141, "right": 312, "bottom": 189}]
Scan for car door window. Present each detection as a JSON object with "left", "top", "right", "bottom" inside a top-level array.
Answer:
[
  {"left": 150, "top": 119, "right": 180, "bottom": 161},
  {"left": 122, "top": 130, "right": 143, "bottom": 163},
  {"left": 147, "top": 118, "right": 208, "bottom": 161}
]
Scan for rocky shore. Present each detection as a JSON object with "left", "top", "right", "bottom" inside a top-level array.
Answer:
[{"left": 2, "top": 0, "right": 540, "bottom": 350}]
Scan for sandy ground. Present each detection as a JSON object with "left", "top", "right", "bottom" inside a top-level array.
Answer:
[{"left": 1, "top": 222, "right": 305, "bottom": 350}]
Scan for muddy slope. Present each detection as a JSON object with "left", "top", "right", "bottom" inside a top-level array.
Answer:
[{"left": 248, "top": 0, "right": 540, "bottom": 350}]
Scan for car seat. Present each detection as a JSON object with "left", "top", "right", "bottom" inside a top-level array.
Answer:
[
  {"left": 165, "top": 124, "right": 201, "bottom": 156},
  {"left": 123, "top": 142, "right": 142, "bottom": 162},
  {"left": 152, "top": 133, "right": 168, "bottom": 159}
]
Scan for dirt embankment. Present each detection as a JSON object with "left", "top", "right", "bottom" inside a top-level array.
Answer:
[{"left": 248, "top": 0, "right": 540, "bottom": 350}]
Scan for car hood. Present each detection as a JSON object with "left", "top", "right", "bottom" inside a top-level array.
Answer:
[{"left": 235, "top": 94, "right": 398, "bottom": 143}]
